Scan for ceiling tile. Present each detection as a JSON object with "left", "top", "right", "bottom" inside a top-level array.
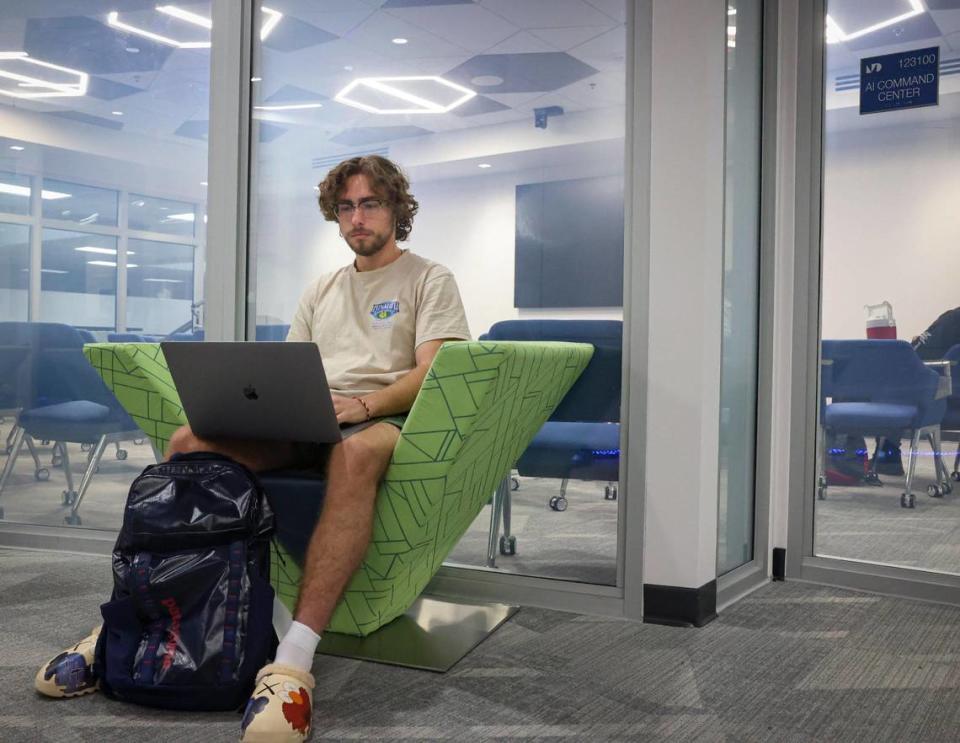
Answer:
[
  {"left": 85, "top": 76, "right": 144, "bottom": 101},
  {"left": 343, "top": 9, "right": 470, "bottom": 59},
  {"left": 528, "top": 26, "right": 614, "bottom": 51},
  {"left": 331, "top": 125, "right": 432, "bottom": 145},
  {"left": 477, "top": 0, "right": 614, "bottom": 29},
  {"left": 484, "top": 30, "right": 556, "bottom": 54},
  {"left": 448, "top": 94, "right": 509, "bottom": 116},
  {"left": 24, "top": 16, "right": 173, "bottom": 74},
  {"left": 383, "top": 3, "right": 518, "bottom": 53},
  {"left": 174, "top": 119, "right": 209, "bottom": 140},
  {"left": 382, "top": 0, "right": 474, "bottom": 6},
  {"left": 567, "top": 26, "right": 625, "bottom": 70},
  {"left": 444, "top": 52, "right": 599, "bottom": 93},
  {"left": 264, "top": 84, "right": 328, "bottom": 104},
  {"left": 48, "top": 109, "right": 124, "bottom": 131},
  {"left": 582, "top": 0, "right": 626, "bottom": 23},
  {"left": 843, "top": 13, "right": 943, "bottom": 51},
  {"left": 263, "top": 15, "right": 338, "bottom": 53},
  {"left": 829, "top": 0, "right": 912, "bottom": 32}
]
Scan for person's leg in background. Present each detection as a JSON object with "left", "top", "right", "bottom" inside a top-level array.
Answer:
[{"left": 241, "top": 421, "right": 400, "bottom": 743}]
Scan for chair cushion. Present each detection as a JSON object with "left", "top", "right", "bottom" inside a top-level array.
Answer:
[
  {"left": 824, "top": 402, "right": 918, "bottom": 435},
  {"left": 19, "top": 401, "right": 140, "bottom": 443},
  {"left": 516, "top": 421, "right": 619, "bottom": 481},
  {"left": 259, "top": 471, "right": 326, "bottom": 564},
  {"left": 21, "top": 401, "right": 110, "bottom": 424}
]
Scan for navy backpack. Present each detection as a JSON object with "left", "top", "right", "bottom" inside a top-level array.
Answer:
[{"left": 94, "top": 453, "right": 277, "bottom": 711}]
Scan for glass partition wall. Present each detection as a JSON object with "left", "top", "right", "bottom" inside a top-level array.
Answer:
[
  {"left": 247, "top": 0, "right": 627, "bottom": 585},
  {"left": 815, "top": 0, "right": 960, "bottom": 575},
  {"left": 0, "top": 2, "right": 210, "bottom": 531}
]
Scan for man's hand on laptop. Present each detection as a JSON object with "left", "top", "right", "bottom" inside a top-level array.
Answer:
[{"left": 332, "top": 394, "right": 370, "bottom": 425}]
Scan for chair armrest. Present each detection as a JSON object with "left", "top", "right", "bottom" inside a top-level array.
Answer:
[{"left": 924, "top": 360, "right": 953, "bottom": 400}]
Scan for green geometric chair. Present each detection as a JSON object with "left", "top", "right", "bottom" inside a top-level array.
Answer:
[{"left": 83, "top": 340, "right": 592, "bottom": 636}]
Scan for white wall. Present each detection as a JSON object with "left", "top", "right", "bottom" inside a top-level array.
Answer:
[
  {"left": 253, "top": 150, "right": 625, "bottom": 336},
  {"left": 821, "top": 121, "right": 960, "bottom": 342}
]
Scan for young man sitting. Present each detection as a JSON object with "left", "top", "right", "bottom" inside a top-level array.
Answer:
[{"left": 35, "top": 155, "right": 471, "bottom": 743}]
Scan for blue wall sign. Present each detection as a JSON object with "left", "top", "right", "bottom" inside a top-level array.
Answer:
[{"left": 860, "top": 46, "right": 939, "bottom": 115}]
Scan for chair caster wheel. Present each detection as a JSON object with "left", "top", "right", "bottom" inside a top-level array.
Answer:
[
  {"left": 35, "top": 468, "right": 50, "bottom": 482},
  {"left": 928, "top": 484, "right": 945, "bottom": 498},
  {"left": 604, "top": 485, "right": 618, "bottom": 501},
  {"left": 499, "top": 535, "right": 517, "bottom": 556},
  {"left": 65, "top": 514, "right": 81, "bottom": 526},
  {"left": 51, "top": 455, "right": 63, "bottom": 468},
  {"left": 549, "top": 495, "right": 568, "bottom": 512},
  {"left": 510, "top": 477, "right": 519, "bottom": 491},
  {"left": 817, "top": 486, "right": 826, "bottom": 500},
  {"left": 41, "top": 440, "right": 50, "bottom": 446},
  {"left": 901, "top": 493, "right": 916, "bottom": 509},
  {"left": 942, "top": 483, "right": 953, "bottom": 495},
  {"left": 952, "top": 471, "right": 960, "bottom": 482},
  {"left": 116, "top": 449, "right": 128, "bottom": 460},
  {"left": 62, "top": 490, "right": 77, "bottom": 506},
  {"left": 134, "top": 438, "right": 145, "bottom": 446},
  {"left": 80, "top": 443, "right": 91, "bottom": 452}
]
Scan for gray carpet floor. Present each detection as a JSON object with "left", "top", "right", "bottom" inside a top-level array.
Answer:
[{"left": 3, "top": 547, "right": 960, "bottom": 742}]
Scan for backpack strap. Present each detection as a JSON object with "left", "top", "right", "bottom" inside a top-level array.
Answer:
[
  {"left": 219, "top": 540, "right": 245, "bottom": 683},
  {"left": 130, "top": 554, "right": 165, "bottom": 684}
]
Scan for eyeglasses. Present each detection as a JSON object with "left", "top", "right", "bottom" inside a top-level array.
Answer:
[{"left": 334, "top": 198, "right": 388, "bottom": 219}]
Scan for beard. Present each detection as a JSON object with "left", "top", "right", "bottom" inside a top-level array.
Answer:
[{"left": 345, "top": 229, "right": 390, "bottom": 257}]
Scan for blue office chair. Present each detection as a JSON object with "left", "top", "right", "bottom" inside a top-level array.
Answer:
[
  {"left": 255, "top": 324, "right": 291, "bottom": 342},
  {"left": 934, "top": 344, "right": 960, "bottom": 481},
  {"left": 820, "top": 339, "right": 950, "bottom": 509},
  {"left": 0, "top": 322, "right": 144, "bottom": 524},
  {"left": 107, "top": 332, "right": 147, "bottom": 342},
  {"left": 482, "top": 319, "right": 621, "bottom": 562}
]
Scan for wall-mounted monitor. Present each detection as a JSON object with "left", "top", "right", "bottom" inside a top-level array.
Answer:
[{"left": 514, "top": 174, "right": 624, "bottom": 308}]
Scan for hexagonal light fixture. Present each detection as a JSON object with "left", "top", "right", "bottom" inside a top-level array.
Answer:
[
  {"left": 107, "top": 5, "right": 283, "bottom": 49},
  {"left": 335, "top": 76, "right": 476, "bottom": 115},
  {"left": 0, "top": 52, "right": 88, "bottom": 100}
]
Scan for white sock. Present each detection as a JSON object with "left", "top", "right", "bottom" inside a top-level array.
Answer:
[{"left": 274, "top": 621, "right": 321, "bottom": 672}]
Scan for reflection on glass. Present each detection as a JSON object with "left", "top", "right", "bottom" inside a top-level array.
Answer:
[
  {"left": 0, "top": 171, "right": 33, "bottom": 216},
  {"left": 718, "top": 0, "right": 762, "bottom": 575},
  {"left": 816, "top": 0, "right": 960, "bottom": 575},
  {"left": 128, "top": 194, "right": 197, "bottom": 238},
  {"left": 0, "top": 222, "right": 30, "bottom": 321},
  {"left": 249, "top": 0, "right": 627, "bottom": 585},
  {"left": 42, "top": 180, "right": 118, "bottom": 226},
  {"left": 126, "top": 238, "right": 194, "bottom": 335},
  {"left": 40, "top": 228, "right": 117, "bottom": 329},
  {"left": 0, "top": 0, "right": 211, "bottom": 534}
]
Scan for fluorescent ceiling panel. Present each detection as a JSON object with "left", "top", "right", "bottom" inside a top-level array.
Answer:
[
  {"left": 826, "top": 0, "right": 924, "bottom": 44},
  {"left": 0, "top": 182, "right": 71, "bottom": 200},
  {"left": 107, "top": 6, "right": 283, "bottom": 49},
  {"left": 0, "top": 52, "right": 88, "bottom": 99},
  {"left": 336, "top": 76, "right": 476, "bottom": 114}
]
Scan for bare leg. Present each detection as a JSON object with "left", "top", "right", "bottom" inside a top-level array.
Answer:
[
  {"left": 166, "top": 424, "right": 298, "bottom": 473},
  {"left": 293, "top": 422, "right": 399, "bottom": 632}
]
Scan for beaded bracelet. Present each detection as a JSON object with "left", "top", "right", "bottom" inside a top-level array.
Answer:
[{"left": 353, "top": 396, "right": 372, "bottom": 421}]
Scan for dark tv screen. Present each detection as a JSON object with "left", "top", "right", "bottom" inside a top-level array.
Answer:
[{"left": 514, "top": 174, "right": 624, "bottom": 308}]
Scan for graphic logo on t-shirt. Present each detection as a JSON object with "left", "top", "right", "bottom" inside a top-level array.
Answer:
[{"left": 370, "top": 300, "right": 400, "bottom": 321}]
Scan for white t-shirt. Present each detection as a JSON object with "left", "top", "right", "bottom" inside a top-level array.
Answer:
[{"left": 287, "top": 250, "right": 471, "bottom": 396}]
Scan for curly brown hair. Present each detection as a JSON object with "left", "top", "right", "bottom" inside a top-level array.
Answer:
[{"left": 316, "top": 155, "right": 419, "bottom": 242}]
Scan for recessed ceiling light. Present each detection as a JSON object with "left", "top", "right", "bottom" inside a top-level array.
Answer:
[
  {"left": 0, "top": 52, "right": 89, "bottom": 99},
  {"left": 392, "top": 38, "right": 408, "bottom": 45},
  {"left": 470, "top": 75, "right": 503, "bottom": 87},
  {"left": 254, "top": 102, "right": 323, "bottom": 111},
  {"left": 125, "top": 46, "right": 140, "bottom": 53},
  {"left": 335, "top": 76, "right": 476, "bottom": 115},
  {"left": 825, "top": 0, "right": 923, "bottom": 44},
  {"left": 344, "top": 65, "right": 354, "bottom": 71},
  {"left": 9, "top": 145, "right": 24, "bottom": 151},
  {"left": 111, "top": 110, "right": 123, "bottom": 116},
  {"left": 478, "top": 163, "right": 492, "bottom": 169}
]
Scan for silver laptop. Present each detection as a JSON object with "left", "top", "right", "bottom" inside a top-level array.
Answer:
[{"left": 161, "top": 342, "right": 341, "bottom": 443}]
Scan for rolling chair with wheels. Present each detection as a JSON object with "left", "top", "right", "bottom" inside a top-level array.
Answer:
[
  {"left": 481, "top": 320, "right": 622, "bottom": 565},
  {"left": 935, "top": 344, "right": 960, "bottom": 482},
  {"left": 819, "top": 339, "right": 950, "bottom": 509},
  {"left": 0, "top": 322, "right": 144, "bottom": 524}
]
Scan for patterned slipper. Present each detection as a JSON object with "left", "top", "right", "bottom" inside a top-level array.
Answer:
[
  {"left": 34, "top": 625, "right": 101, "bottom": 698},
  {"left": 240, "top": 663, "right": 315, "bottom": 743}
]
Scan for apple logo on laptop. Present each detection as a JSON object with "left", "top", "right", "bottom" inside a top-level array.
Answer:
[{"left": 243, "top": 385, "right": 259, "bottom": 401}]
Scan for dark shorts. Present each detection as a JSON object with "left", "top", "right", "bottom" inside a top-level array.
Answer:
[{"left": 289, "top": 415, "right": 406, "bottom": 471}]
